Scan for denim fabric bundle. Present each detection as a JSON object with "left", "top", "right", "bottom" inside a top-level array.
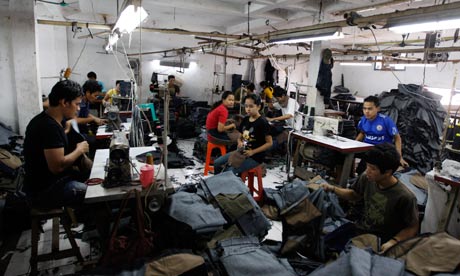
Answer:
[
  {"left": 379, "top": 84, "right": 446, "bottom": 173},
  {"left": 394, "top": 169, "right": 427, "bottom": 206},
  {"left": 167, "top": 191, "right": 227, "bottom": 234},
  {"left": 309, "top": 246, "right": 405, "bottom": 276},
  {"left": 264, "top": 179, "right": 310, "bottom": 213},
  {"left": 200, "top": 171, "right": 271, "bottom": 239},
  {"left": 215, "top": 237, "right": 297, "bottom": 276},
  {"left": 280, "top": 188, "right": 347, "bottom": 260}
]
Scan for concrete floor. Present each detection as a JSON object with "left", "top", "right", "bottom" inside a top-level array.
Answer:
[{"left": 1, "top": 138, "right": 287, "bottom": 275}]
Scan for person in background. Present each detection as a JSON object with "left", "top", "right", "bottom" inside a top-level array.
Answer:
[
  {"left": 214, "top": 94, "right": 272, "bottom": 174},
  {"left": 23, "top": 80, "right": 89, "bottom": 207},
  {"left": 87, "top": 71, "right": 106, "bottom": 93},
  {"left": 268, "top": 86, "right": 301, "bottom": 128},
  {"left": 355, "top": 96, "right": 409, "bottom": 174},
  {"left": 265, "top": 86, "right": 301, "bottom": 153},
  {"left": 259, "top": 81, "right": 274, "bottom": 104},
  {"left": 234, "top": 82, "right": 255, "bottom": 105},
  {"left": 102, "top": 80, "right": 121, "bottom": 106},
  {"left": 320, "top": 143, "right": 419, "bottom": 252},
  {"left": 206, "top": 91, "right": 237, "bottom": 144},
  {"left": 76, "top": 80, "right": 106, "bottom": 132}
]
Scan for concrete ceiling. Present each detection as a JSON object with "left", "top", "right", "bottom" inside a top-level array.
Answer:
[{"left": 33, "top": 0, "right": 460, "bottom": 57}]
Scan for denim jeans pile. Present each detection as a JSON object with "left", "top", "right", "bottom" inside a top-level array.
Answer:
[{"left": 379, "top": 84, "right": 446, "bottom": 174}]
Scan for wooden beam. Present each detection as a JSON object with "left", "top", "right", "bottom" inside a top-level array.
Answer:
[{"left": 36, "top": 19, "right": 242, "bottom": 39}]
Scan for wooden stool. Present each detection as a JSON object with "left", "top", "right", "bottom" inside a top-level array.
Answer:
[
  {"left": 240, "top": 166, "right": 264, "bottom": 202},
  {"left": 204, "top": 141, "right": 227, "bottom": 176},
  {"left": 30, "top": 207, "right": 84, "bottom": 275}
]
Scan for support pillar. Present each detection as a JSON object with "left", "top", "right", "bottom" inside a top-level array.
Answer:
[
  {"left": 306, "top": 41, "right": 330, "bottom": 116},
  {"left": 10, "top": 0, "right": 42, "bottom": 135}
]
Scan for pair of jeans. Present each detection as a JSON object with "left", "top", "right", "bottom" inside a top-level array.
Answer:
[
  {"left": 309, "top": 246, "right": 405, "bottom": 276},
  {"left": 264, "top": 179, "right": 310, "bottom": 213},
  {"left": 213, "top": 152, "right": 259, "bottom": 175},
  {"left": 216, "top": 237, "right": 297, "bottom": 276},
  {"left": 199, "top": 172, "right": 271, "bottom": 238},
  {"left": 29, "top": 179, "right": 87, "bottom": 208},
  {"left": 167, "top": 191, "right": 227, "bottom": 234}
]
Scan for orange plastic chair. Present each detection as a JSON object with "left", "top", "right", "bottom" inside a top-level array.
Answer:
[
  {"left": 204, "top": 141, "right": 227, "bottom": 176},
  {"left": 240, "top": 165, "right": 264, "bottom": 202}
]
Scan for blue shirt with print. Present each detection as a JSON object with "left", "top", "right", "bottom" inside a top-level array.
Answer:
[{"left": 357, "top": 113, "right": 398, "bottom": 145}]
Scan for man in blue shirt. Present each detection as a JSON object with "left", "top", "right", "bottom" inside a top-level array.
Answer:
[{"left": 356, "top": 96, "right": 408, "bottom": 172}]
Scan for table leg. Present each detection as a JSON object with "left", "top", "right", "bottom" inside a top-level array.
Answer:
[{"left": 339, "top": 153, "right": 355, "bottom": 187}]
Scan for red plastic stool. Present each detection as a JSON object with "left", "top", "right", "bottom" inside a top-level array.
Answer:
[
  {"left": 240, "top": 165, "right": 264, "bottom": 202},
  {"left": 204, "top": 141, "right": 227, "bottom": 176}
]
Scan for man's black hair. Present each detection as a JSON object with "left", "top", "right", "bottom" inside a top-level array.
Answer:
[
  {"left": 87, "top": 71, "right": 97, "bottom": 79},
  {"left": 243, "top": 93, "right": 261, "bottom": 106},
  {"left": 364, "top": 95, "right": 380, "bottom": 107},
  {"left": 168, "top": 75, "right": 175, "bottom": 80},
  {"left": 363, "top": 143, "right": 400, "bottom": 174},
  {"left": 82, "top": 80, "right": 102, "bottom": 95},
  {"left": 273, "top": 86, "right": 287, "bottom": 98},
  {"left": 115, "top": 80, "right": 123, "bottom": 85},
  {"left": 48, "top": 80, "right": 83, "bottom": 107},
  {"left": 247, "top": 83, "right": 255, "bottom": 91}
]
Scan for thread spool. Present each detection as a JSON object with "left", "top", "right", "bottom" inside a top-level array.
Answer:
[
  {"left": 63, "top": 67, "right": 72, "bottom": 79},
  {"left": 146, "top": 153, "right": 154, "bottom": 165}
]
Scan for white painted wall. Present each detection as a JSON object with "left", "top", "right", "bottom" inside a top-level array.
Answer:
[
  {"left": 0, "top": 8, "right": 17, "bottom": 131},
  {"left": 38, "top": 24, "right": 68, "bottom": 96},
  {"left": 334, "top": 62, "right": 460, "bottom": 97}
]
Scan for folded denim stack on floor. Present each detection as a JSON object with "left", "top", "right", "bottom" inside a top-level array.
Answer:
[
  {"left": 213, "top": 237, "right": 297, "bottom": 276},
  {"left": 167, "top": 191, "right": 227, "bottom": 234},
  {"left": 199, "top": 171, "right": 271, "bottom": 239},
  {"left": 262, "top": 178, "right": 347, "bottom": 260},
  {"left": 379, "top": 84, "right": 446, "bottom": 174},
  {"left": 309, "top": 246, "right": 405, "bottom": 276}
]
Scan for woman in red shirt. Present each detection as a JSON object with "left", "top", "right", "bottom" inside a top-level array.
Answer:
[{"left": 206, "top": 91, "right": 236, "bottom": 143}]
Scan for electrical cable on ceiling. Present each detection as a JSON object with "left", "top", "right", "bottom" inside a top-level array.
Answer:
[
  {"left": 71, "top": 37, "right": 88, "bottom": 72},
  {"left": 369, "top": 28, "right": 402, "bottom": 84}
]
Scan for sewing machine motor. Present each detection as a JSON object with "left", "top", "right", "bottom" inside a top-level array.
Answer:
[{"left": 103, "top": 131, "right": 132, "bottom": 188}]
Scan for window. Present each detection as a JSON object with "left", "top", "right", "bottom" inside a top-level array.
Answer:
[{"left": 424, "top": 87, "right": 460, "bottom": 106}]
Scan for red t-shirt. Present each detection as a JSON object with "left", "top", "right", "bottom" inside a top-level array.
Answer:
[{"left": 206, "top": 104, "right": 228, "bottom": 131}]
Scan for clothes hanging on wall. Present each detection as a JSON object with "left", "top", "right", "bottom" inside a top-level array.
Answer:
[
  {"left": 316, "top": 59, "right": 334, "bottom": 105},
  {"left": 264, "top": 59, "right": 276, "bottom": 84}
]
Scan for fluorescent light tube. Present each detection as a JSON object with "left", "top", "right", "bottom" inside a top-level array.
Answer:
[
  {"left": 271, "top": 31, "right": 343, "bottom": 44},
  {"left": 269, "top": 27, "right": 344, "bottom": 44},
  {"left": 114, "top": 5, "right": 148, "bottom": 34},
  {"left": 389, "top": 63, "right": 436, "bottom": 67},
  {"left": 339, "top": 62, "right": 372, "bottom": 66},
  {"left": 389, "top": 18, "right": 460, "bottom": 33}
]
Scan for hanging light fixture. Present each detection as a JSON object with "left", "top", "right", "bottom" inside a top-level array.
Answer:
[
  {"left": 268, "top": 27, "right": 344, "bottom": 44},
  {"left": 105, "top": 0, "right": 148, "bottom": 51},
  {"left": 386, "top": 7, "right": 460, "bottom": 33}
]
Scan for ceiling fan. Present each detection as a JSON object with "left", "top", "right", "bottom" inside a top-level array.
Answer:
[{"left": 36, "top": 0, "right": 78, "bottom": 7}]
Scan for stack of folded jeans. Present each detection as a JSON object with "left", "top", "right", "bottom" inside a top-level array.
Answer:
[
  {"left": 379, "top": 84, "right": 446, "bottom": 174},
  {"left": 199, "top": 171, "right": 271, "bottom": 239},
  {"left": 167, "top": 191, "right": 227, "bottom": 234},
  {"left": 212, "top": 237, "right": 297, "bottom": 276}
]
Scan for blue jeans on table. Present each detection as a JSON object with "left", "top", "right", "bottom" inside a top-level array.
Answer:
[{"left": 213, "top": 152, "right": 259, "bottom": 175}]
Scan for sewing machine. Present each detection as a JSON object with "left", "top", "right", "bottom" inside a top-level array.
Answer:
[
  {"left": 313, "top": 116, "right": 342, "bottom": 136},
  {"left": 103, "top": 131, "right": 133, "bottom": 188},
  {"left": 105, "top": 105, "right": 122, "bottom": 132}
]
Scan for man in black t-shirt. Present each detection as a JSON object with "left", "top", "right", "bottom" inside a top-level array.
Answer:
[
  {"left": 24, "top": 80, "right": 89, "bottom": 207},
  {"left": 320, "top": 143, "right": 419, "bottom": 252}
]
